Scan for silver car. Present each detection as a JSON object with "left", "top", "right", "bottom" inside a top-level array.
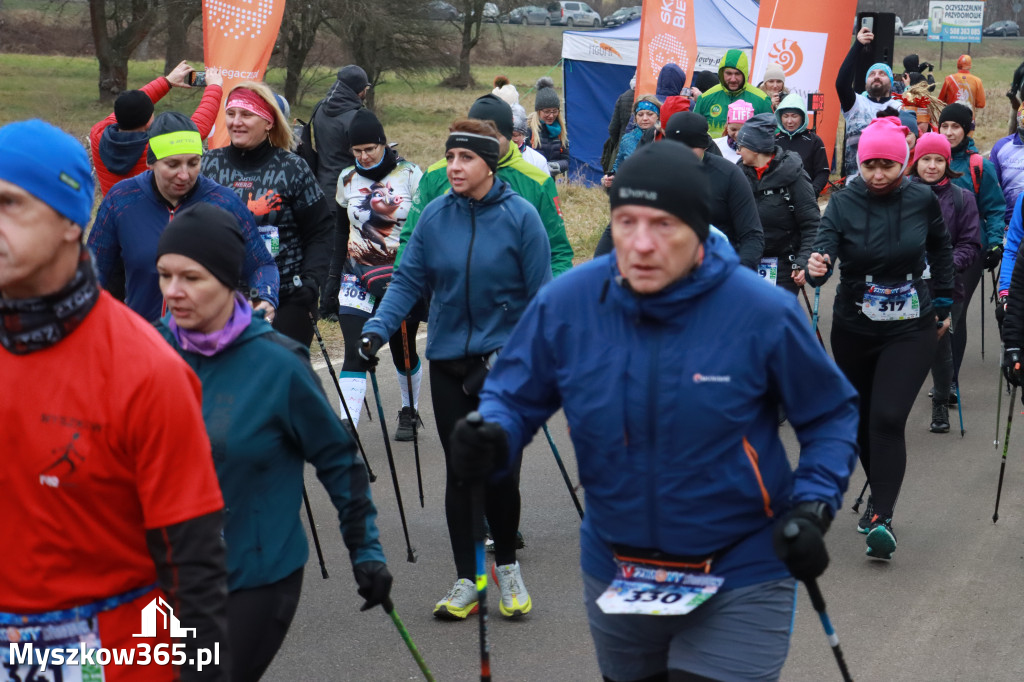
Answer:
[{"left": 546, "top": 1, "right": 601, "bottom": 27}]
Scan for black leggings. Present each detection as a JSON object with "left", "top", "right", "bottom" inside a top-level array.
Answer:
[
  {"left": 830, "top": 324, "right": 937, "bottom": 518},
  {"left": 338, "top": 298, "right": 424, "bottom": 373},
  {"left": 227, "top": 567, "right": 304, "bottom": 682},
  {"left": 430, "top": 359, "right": 522, "bottom": 579},
  {"left": 953, "top": 256, "right": 984, "bottom": 381},
  {"left": 272, "top": 291, "right": 314, "bottom": 348}
]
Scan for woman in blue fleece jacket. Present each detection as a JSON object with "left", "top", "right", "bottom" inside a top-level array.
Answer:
[
  {"left": 152, "top": 203, "right": 390, "bottom": 682},
  {"left": 361, "top": 119, "right": 552, "bottom": 621}
]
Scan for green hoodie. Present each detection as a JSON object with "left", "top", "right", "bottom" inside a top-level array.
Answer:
[
  {"left": 774, "top": 92, "right": 808, "bottom": 137},
  {"left": 694, "top": 49, "right": 773, "bottom": 137}
]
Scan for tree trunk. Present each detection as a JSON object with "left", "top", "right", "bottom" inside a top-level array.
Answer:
[
  {"left": 443, "top": 1, "right": 484, "bottom": 88},
  {"left": 89, "top": 0, "right": 158, "bottom": 102},
  {"left": 164, "top": 0, "right": 201, "bottom": 74},
  {"left": 281, "top": 3, "right": 325, "bottom": 105}
]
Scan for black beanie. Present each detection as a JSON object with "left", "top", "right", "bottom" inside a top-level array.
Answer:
[
  {"left": 349, "top": 108, "right": 386, "bottom": 146},
  {"left": 156, "top": 203, "right": 246, "bottom": 288},
  {"left": 939, "top": 103, "right": 974, "bottom": 133},
  {"left": 610, "top": 140, "right": 710, "bottom": 241},
  {"left": 692, "top": 70, "right": 720, "bottom": 93},
  {"left": 114, "top": 90, "right": 155, "bottom": 130},
  {"left": 468, "top": 94, "right": 514, "bottom": 139},
  {"left": 735, "top": 113, "right": 778, "bottom": 154},
  {"left": 337, "top": 65, "right": 370, "bottom": 94},
  {"left": 146, "top": 112, "right": 201, "bottom": 164},
  {"left": 664, "top": 112, "right": 712, "bottom": 149}
]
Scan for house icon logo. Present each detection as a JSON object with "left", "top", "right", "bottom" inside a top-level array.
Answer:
[{"left": 133, "top": 597, "right": 197, "bottom": 638}]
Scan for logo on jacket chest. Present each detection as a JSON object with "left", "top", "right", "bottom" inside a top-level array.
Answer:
[{"left": 692, "top": 373, "right": 731, "bottom": 384}]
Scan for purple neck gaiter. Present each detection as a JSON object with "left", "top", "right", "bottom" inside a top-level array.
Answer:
[{"left": 170, "top": 292, "right": 252, "bottom": 357}]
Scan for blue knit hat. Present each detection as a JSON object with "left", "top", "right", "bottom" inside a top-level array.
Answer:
[
  {"left": 0, "top": 119, "right": 94, "bottom": 228},
  {"left": 866, "top": 62, "right": 894, "bottom": 87}
]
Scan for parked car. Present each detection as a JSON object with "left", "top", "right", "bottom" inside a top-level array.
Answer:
[
  {"left": 425, "top": 1, "right": 460, "bottom": 20},
  {"left": 895, "top": 15, "right": 903, "bottom": 34},
  {"left": 903, "top": 18, "right": 928, "bottom": 36},
  {"left": 603, "top": 5, "right": 641, "bottom": 27},
  {"left": 510, "top": 4, "right": 548, "bottom": 24},
  {"left": 546, "top": 1, "right": 601, "bottom": 27},
  {"left": 984, "top": 20, "right": 1020, "bottom": 36}
]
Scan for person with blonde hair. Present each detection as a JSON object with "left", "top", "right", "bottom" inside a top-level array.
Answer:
[
  {"left": 202, "top": 81, "right": 334, "bottom": 347},
  {"left": 526, "top": 77, "right": 570, "bottom": 174}
]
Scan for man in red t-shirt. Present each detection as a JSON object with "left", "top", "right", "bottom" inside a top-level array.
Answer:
[
  {"left": 0, "top": 119, "right": 230, "bottom": 681},
  {"left": 90, "top": 61, "right": 224, "bottom": 196}
]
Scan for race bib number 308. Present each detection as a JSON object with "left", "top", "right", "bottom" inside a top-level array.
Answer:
[{"left": 338, "top": 276, "right": 376, "bottom": 315}]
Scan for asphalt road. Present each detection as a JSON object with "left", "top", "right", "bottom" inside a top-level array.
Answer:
[{"left": 266, "top": 280, "right": 1024, "bottom": 681}]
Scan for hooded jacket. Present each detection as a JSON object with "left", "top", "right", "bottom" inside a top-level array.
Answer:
[
  {"left": 807, "top": 176, "right": 954, "bottom": 336},
  {"left": 774, "top": 92, "right": 831, "bottom": 196},
  {"left": 990, "top": 131, "right": 1024, "bottom": 224},
  {"left": 395, "top": 144, "right": 573, "bottom": 276},
  {"left": 1000, "top": 236, "right": 1024, "bottom": 347},
  {"left": 478, "top": 232, "right": 860, "bottom": 589},
  {"left": 702, "top": 151, "right": 765, "bottom": 269},
  {"left": 948, "top": 138, "right": 1006, "bottom": 271},
  {"left": 739, "top": 146, "right": 820, "bottom": 268},
  {"left": 89, "top": 77, "right": 222, "bottom": 196},
  {"left": 363, "top": 179, "right": 552, "bottom": 360},
  {"left": 310, "top": 78, "right": 364, "bottom": 200},
  {"left": 693, "top": 50, "right": 773, "bottom": 137},
  {"left": 88, "top": 172, "right": 280, "bottom": 321},
  {"left": 910, "top": 176, "right": 980, "bottom": 303},
  {"left": 156, "top": 313, "right": 385, "bottom": 591}
]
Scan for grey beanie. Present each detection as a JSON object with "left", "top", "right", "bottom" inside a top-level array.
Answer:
[
  {"left": 534, "top": 76, "right": 560, "bottom": 111},
  {"left": 337, "top": 65, "right": 370, "bottom": 93},
  {"left": 735, "top": 113, "right": 778, "bottom": 154},
  {"left": 512, "top": 104, "right": 529, "bottom": 135}
]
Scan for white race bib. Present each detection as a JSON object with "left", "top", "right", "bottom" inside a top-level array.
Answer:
[
  {"left": 258, "top": 224, "right": 280, "bottom": 257},
  {"left": 596, "top": 560, "right": 724, "bottom": 616},
  {"left": 338, "top": 275, "right": 376, "bottom": 315},
  {"left": 862, "top": 282, "right": 920, "bottom": 321},
  {"left": 3, "top": 616, "right": 104, "bottom": 682},
  {"left": 758, "top": 257, "right": 778, "bottom": 286}
]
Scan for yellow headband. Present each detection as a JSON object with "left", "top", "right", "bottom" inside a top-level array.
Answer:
[{"left": 149, "top": 131, "right": 203, "bottom": 160}]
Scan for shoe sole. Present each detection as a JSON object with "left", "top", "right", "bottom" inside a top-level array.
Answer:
[
  {"left": 856, "top": 525, "right": 870, "bottom": 535},
  {"left": 930, "top": 424, "right": 950, "bottom": 433},
  {"left": 433, "top": 602, "right": 479, "bottom": 620},
  {"left": 490, "top": 564, "right": 532, "bottom": 618},
  {"left": 865, "top": 527, "right": 896, "bottom": 560},
  {"left": 394, "top": 429, "right": 414, "bottom": 442}
]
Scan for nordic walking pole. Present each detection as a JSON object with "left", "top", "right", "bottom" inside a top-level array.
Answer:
[
  {"left": 851, "top": 480, "right": 869, "bottom": 513},
  {"left": 981, "top": 276, "right": 986, "bottom": 360},
  {"left": 466, "top": 412, "right": 492, "bottom": 682},
  {"left": 993, "top": 381, "right": 1018, "bottom": 523},
  {"left": 996, "top": 350, "right": 1005, "bottom": 449},
  {"left": 955, "top": 383, "right": 965, "bottom": 438},
  {"left": 382, "top": 598, "right": 435, "bottom": 681},
  {"left": 801, "top": 286, "right": 825, "bottom": 347},
  {"left": 364, "top": 398, "right": 373, "bottom": 422},
  {"left": 309, "top": 313, "right": 377, "bottom": 482},
  {"left": 542, "top": 424, "right": 584, "bottom": 519},
  {"left": 364, "top": 348, "right": 417, "bottom": 563},
  {"left": 401, "top": 320, "right": 425, "bottom": 508},
  {"left": 302, "top": 486, "right": 329, "bottom": 579}
]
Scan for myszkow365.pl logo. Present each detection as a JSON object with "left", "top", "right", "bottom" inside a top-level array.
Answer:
[{"left": 6, "top": 597, "right": 220, "bottom": 674}]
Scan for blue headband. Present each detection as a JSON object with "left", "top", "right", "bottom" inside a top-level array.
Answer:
[{"left": 636, "top": 101, "right": 660, "bottom": 115}]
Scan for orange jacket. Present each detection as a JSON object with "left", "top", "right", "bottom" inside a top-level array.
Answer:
[{"left": 938, "top": 71, "right": 986, "bottom": 111}]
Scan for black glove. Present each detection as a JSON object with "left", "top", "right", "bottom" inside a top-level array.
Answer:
[
  {"left": 1004, "top": 347, "right": 1022, "bottom": 387},
  {"left": 290, "top": 276, "right": 320, "bottom": 317},
  {"left": 353, "top": 561, "right": 393, "bottom": 611},
  {"left": 984, "top": 244, "right": 1004, "bottom": 272},
  {"left": 450, "top": 413, "right": 509, "bottom": 480},
  {"left": 772, "top": 501, "right": 831, "bottom": 582},
  {"left": 359, "top": 332, "right": 384, "bottom": 368},
  {"left": 996, "top": 294, "right": 1007, "bottom": 332},
  {"left": 320, "top": 274, "right": 341, "bottom": 318}
]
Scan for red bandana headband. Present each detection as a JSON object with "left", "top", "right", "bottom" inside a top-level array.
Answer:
[{"left": 225, "top": 88, "right": 274, "bottom": 124}]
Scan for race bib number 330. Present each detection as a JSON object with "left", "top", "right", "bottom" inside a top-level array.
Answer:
[{"left": 596, "top": 561, "right": 724, "bottom": 616}]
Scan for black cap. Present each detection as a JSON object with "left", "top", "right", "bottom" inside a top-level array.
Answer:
[
  {"left": 337, "top": 65, "right": 370, "bottom": 93},
  {"left": 610, "top": 140, "right": 710, "bottom": 241},
  {"left": 664, "top": 112, "right": 712, "bottom": 149},
  {"left": 468, "top": 94, "right": 514, "bottom": 140},
  {"left": 114, "top": 90, "right": 155, "bottom": 130},
  {"left": 349, "top": 108, "right": 386, "bottom": 146},
  {"left": 156, "top": 203, "right": 246, "bottom": 288}
]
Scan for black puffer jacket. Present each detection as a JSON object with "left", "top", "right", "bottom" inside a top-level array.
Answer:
[
  {"left": 310, "top": 79, "right": 364, "bottom": 200},
  {"left": 1002, "top": 239, "right": 1024, "bottom": 346},
  {"left": 739, "top": 147, "right": 820, "bottom": 268},
  {"left": 703, "top": 152, "right": 764, "bottom": 269},
  {"left": 807, "top": 176, "right": 954, "bottom": 336}
]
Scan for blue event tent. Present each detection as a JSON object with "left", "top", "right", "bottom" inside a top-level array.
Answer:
[{"left": 561, "top": 0, "right": 760, "bottom": 184}]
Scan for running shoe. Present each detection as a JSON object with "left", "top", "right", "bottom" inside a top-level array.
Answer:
[
  {"left": 865, "top": 515, "right": 897, "bottom": 560},
  {"left": 930, "top": 401, "right": 950, "bottom": 434},
  {"left": 856, "top": 496, "right": 874, "bottom": 534},
  {"left": 394, "top": 406, "right": 420, "bottom": 442},
  {"left": 928, "top": 385, "right": 958, "bottom": 405},
  {"left": 490, "top": 561, "right": 532, "bottom": 617},
  {"left": 485, "top": 530, "right": 526, "bottom": 552},
  {"left": 433, "top": 579, "right": 479, "bottom": 620}
]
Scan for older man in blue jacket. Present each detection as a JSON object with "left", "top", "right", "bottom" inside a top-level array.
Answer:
[{"left": 451, "top": 140, "right": 859, "bottom": 682}]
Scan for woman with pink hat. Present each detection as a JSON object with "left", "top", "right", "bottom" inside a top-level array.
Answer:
[
  {"left": 806, "top": 117, "right": 954, "bottom": 561},
  {"left": 907, "top": 132, "right": 981, "bottom": 433},
  {"left": 714, "top": 100, "right": 754, "bottom": 164}
]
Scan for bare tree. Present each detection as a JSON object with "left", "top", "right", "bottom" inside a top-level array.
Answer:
[
  {"left": 278, "top": 0, "right": 332, "bottom": 104},
  {"left": 89, "top": 0, "right": 160, "bottom": 101},
  {"left": 442, "top": 0, "right": 487, "bottom": 88},
  {"left": 163, "top": 0, "right": 201, "bottom": 73}
]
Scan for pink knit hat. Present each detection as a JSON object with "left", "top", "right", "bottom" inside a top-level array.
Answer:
[
  {"left": 911, "top": 132, "right": 951, "bottom": 169},
  {"left": 727, "top": 100, "right": 755, "bottom": 124},
  {"left": 857, "top": 117, "right": 910, "bottom": 167}
]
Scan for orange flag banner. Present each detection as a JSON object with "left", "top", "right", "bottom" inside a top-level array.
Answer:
[
  {"left": 635, "top": 1, "right": 700, "bottom": 100},
  {"left": 751, "top": 0, "right": 859, "bottom": 166},
  {"left": 202, "top": 0, "right": 286, "bottom": 148}
]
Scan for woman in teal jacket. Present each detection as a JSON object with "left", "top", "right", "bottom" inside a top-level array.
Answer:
[
  {"left": 152, "top": 202, "right": 391, "bottom": 682},
  {"left": 361, "top": 118, "right": 551, "bottom": 622}
]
